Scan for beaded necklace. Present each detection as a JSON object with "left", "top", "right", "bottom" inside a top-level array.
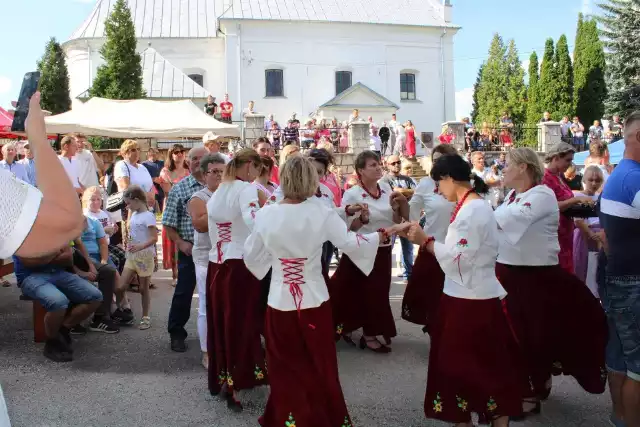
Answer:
[
  {"left": 450, "top": 188, "right": 475, "bottom": 223},
  {"left": 359, "top": 180, "right": 383, "bottom": 200}
]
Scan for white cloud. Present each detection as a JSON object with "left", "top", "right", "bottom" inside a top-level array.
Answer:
[
  {"left": 0, "top": 76, "right": 11, "bottom": 95},
  {"left": 582, "top": 0, "right": 592, "bottom": 15},
  {"left": 455, "top": 87, "right": 474, "bottom": 120}
]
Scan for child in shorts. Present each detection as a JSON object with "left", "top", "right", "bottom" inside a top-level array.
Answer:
[{"left": 121, "top": 185, "right": 158, "bottom": 330}]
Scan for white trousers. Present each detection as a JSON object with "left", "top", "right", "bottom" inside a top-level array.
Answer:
[{"left": 195, "top": 263, "right": 208, "bottom": 352}]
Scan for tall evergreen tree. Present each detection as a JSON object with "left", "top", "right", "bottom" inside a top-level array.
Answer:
[
  {"left": 597, "top": 0, "right": 640, "bottom": 116},
  {"left": 573, "top": 16, "right": 607, "bottom": 125},
  {"left": 475, "top": 33, "right": 509, "bottom": 126},
  {"left": 504, "top": 40, "right": 527, "bottom": 124},
  {"left": 470, "top": 64, "right": 484, "bottom": 125},
  {"left": 525, "top": 52, "right": 541, "bottom": 140},
  {"left": 37, "top": 38, "right": 71, "bottom": 115},
  {"left": 554, "top": 34, "right": 574, "bottom": 118},
  {"left": 538, "top": 38, "right": 560, "bottom": 119},
  {"left": 90, "top": 0, "right": 144, "bottom": 99}
]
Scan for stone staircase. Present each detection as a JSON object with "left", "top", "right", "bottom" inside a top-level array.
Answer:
[{"left": 407, "top": 156, "right": 429, "bottom": 180}]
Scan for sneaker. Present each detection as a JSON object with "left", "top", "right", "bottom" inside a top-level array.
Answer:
[
  {"left": 89, "top": 318, "right": 120, "bottom": 334},
  {"left": 112, "top": 308, "right": 135, "bottom": 325},
  {"left": 44, "top": 340, "right": 72, "bottom": 363},
  {"left": 139, "top": 316, "right": 151, "bottom": 330},
  {"left": 70, "top": 324, "right": 87, "bottom": 335}
]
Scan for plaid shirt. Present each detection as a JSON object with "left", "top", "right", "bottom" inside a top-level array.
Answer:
[{"left": 162, "top": 174, "right": 204, "bottom": 243}]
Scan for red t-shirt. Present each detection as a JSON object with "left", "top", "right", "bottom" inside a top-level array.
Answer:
[
  {"left": 220, "top": 101, "right": 233, "bottom": 118},
  {"left": 270, "top": 164, "right": 280, "bottom": 185}
]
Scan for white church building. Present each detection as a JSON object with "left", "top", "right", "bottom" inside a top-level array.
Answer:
[{"left": 64, "top": 0, "right": 459, "bottom": 137}]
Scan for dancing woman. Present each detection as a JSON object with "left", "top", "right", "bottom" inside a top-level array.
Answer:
[
  {"left": 494, "top": 148, "right": 606, "bottom": 415},
  {"left": 244, "top": 156, "right": 389, "bottom": 427},
  {"left": 402, "top": 144, "right": 456, "bottom": 331},
  {"left": 401, "top": 154, "right": 524, "bottom": 427},
  {"left": 332, "top": 150, "right": 409, "bottom": 352},
  {"left": 206, "top": 148, "right": 267, "bottom": 412}
]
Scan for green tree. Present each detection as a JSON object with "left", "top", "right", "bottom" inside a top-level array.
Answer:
[
  {"left": 573, "top": 16, "right": 607, "bottom": 125},
  {"left": 597, "top": 0, "right": 639, "bottom": 117},
  {"left": 89, "top": 0, "right": 144, "bottom": 100},
  {"left": 538, "top": 38, "right": 560, "bottom": 119},
  {"left": 470, "top": 64, "right": 484, "bottom": 125},
  {"left": 504, "top": 39, "right": 527, "bottom": 124},
  {"left": 475, "top": 33, "right": 508, "bottom": 126},
  {"left": 525, "top": 51, "right": 541, "bottom": 141},
  {"left": 37, "top": 38, "right": 71, "bottom": 115},
  {"left": 554, "top": 34, "right": 574, "bottom": 118}
]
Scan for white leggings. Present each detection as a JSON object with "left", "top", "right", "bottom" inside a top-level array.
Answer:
[{"left": 195, "top": 263, "right": 208, "bottom": 352}]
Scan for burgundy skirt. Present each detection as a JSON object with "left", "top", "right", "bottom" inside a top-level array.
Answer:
[
  {"left": 425, "top": 295, "right": 525, "bottom": 424},
  {"left": 496, "top": 263, "right": 607, "bottom": 397},
  {"left": 331, "top": 245, "right": 396, "bottom": 338},
  {"left": 259, "top": 302, "right": 351, "bottom": 427},
  {"left": 205, "top": 261, "right": 220, "bottom": 364},
  {"left": 401, "top": 246, "right": 445, "bottom": 330},
  {"left": 207, "top": 259, "right": 268, "bottom": 395}
]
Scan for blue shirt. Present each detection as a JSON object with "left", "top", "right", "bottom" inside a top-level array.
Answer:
[
  {"left": 143, "top": 160, "right": 164, "bottom": 198},
  {"left": 80, "top": 216, "right": 106, "bottom": 257},
  {"left": 0, "top": 160, "right": 29, "bottom": 184},
  {"left": 19, "top": 158, "right": 36, "bottom": 186},
  {"left": 599, "top": 158, "right": 640, "bottom": 276}
]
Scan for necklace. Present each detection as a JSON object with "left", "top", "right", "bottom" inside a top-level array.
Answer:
[
  {"left": 450, "top": 188, "right": 474, "bottom": 223},
  {"left": 359, "top": 180, "right": 383, "bottom": 200},
  {"left": 507, "top": 184, "right": 538, "bottom": 205},
  {"left": 235, "top": 176, "right": 245, "bottom": 182}
]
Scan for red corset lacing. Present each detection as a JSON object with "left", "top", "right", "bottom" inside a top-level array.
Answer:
[
  {"left": 216, "top": 222, "right": 232, "bottom": 263},
  {"left": 280, "top": 257, "right": 315, "bottom": 329}
]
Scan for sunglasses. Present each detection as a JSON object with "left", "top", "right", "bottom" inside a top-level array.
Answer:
[
  {"left": 174, "top": 150, "right": 185, "bottom": 154},
  {"left": 388, "top": 161, "right": 401, "bottom": 166}
]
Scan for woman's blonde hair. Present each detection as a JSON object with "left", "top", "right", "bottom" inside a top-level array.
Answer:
[
  {"left": 280, "top": 156, "right": 318, "bottom": 201},
  {"left": 223, "top": 148, "right": 261, "bottom": 181},
  {"left": 82, "top": 186, "right": 104, "bottom": 209},
  {"left": 545, "top": 141, "right": 576, "bottom": 163},
  {"left": 279, "top": 144, "right": 300, "bottom": 166},
  {"left": 509, "top": 147, "right": 545, "bottom": 184},
  {"left": 120, "top": 139, "right": 140, "bottom": 156},
  {"left": 582, "top": 165, "right": 605, "bottom": 184}
]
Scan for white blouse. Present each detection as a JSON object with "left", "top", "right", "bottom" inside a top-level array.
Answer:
[
  {"left": 206, "top": 180, "right": 260, "bottom": 263},
  {"left": 409, "top": 176, "right": 454, "bottom": 243},
  {"left": 434, "top": 198, "right": 506, "bottom": 300},
  {"left": 494, "top": 185, "right": 560, "bottom": 266},
  {"left": 244, "top": 200, "right": 380, "bottom": 311},
  {"left": 341, "top": 182, "right": 396, "bottom": 246},
  {"left": 114, "top": 160, "right": 153, "bottom": 192},
  {"left": 0, "top": 170, "right": 42, "bottom": 258}
]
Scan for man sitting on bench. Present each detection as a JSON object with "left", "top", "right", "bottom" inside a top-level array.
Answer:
[{"left": 12, "top": 245, "right": 103, "bottom": 362}]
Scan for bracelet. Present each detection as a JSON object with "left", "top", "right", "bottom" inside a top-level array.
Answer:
[
  {"left": 377, "top": 228, "right": 391, "bottom": 244},
  {"left": 421, "top": 236, "right": 435, "bottom": 248}
]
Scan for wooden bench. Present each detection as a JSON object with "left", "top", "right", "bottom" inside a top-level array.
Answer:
[{"left": 19, "top": 295, "right": 47, "bottom": 343}]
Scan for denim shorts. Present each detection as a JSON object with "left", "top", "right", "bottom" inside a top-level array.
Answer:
[
  {"left": 19, "top": 270, "right": 104, "bottom": 312},
  {"left": 599, "top": 274, "right": 640, "bottom": 381}
]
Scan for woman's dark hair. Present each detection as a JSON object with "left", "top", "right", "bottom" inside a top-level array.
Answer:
[
  {"left": 307, "top": 148, "right": 332, "bottom": 170},
  {"left": 430, "top": 154, "right": 489, "bottom": 195},
  {"left": 259, "top": 155, "right": 274, "bottom": 176},
  {"left": 431, "top": 143, "right": 457, "bottom": 160},
  {"left": 166, "top": 143, "right": 188, "bottom": 171},
  {"left": 354, "top": 150, "right": 380, "bottom": 173}
]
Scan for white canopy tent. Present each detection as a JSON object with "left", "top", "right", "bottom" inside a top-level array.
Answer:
[{"left": 45, "top": 98, "right": 240, "bottom": 138}]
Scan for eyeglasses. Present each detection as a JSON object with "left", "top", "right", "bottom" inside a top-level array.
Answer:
[
  {"left": 388, "top": 161, "right": 401, "bottom": 166},
  {"left": 206, "top": 170, "right": 224, "bottom": 175},
  {"left": 174, "top": 150, "right": 185, "bottom": 155}
]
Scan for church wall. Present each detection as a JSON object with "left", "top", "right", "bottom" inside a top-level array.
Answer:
[{"left": 221, "top": 19, "right": 457, "bottom": 137}]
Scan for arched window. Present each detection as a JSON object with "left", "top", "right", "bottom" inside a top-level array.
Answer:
[
  {"left": 400, "top": 73, "right": 416, "bottom": 100},
  {"left": 188, "top": 73, "right": 204, "bottom": 87},
  {"left": 265, "top": 69, "right": 284, "bottom": 97},
  {"left": 335, "top": 71, "right": 352, "bottom": 95}
]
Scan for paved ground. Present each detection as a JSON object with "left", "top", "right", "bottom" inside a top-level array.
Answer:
[{"left": 0, "top": 250, "right": 613, "bottom": 427}]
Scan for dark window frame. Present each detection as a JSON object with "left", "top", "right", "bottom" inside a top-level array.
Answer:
[
  {"left": 335, "top": 71, "right": 352, "bottom": 95},
  {"left": 188, "top": 73, "right": 204, "bottom": 87},
  {"left": 400, "top": 73, "right": 416, "bottom": 100},
  {"left": 265, "top": 69, "right": 284, "bottom": 97}
]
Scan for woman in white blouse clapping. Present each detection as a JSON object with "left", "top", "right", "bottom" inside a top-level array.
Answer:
[
  {"left": 401, "top": 154, "right": 523, "bottom": 427},
  {"left": 244, "top": 156, "right": 391, "bottom": 427},
  {"left": 205, "top": 149, "right": 267, "bottom": 412},
  {"left": 332, "top": 150, "right": 409, "bottom": 352},
  {"left": 493, "top": 147, "right": 607, "bottom": 417}
]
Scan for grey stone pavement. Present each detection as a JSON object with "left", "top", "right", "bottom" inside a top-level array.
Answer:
[{"left": 0, "top": 251, "right": 612, "bottom": 427}]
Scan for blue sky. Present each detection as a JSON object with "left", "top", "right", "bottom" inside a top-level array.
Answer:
[{"left": 0, "top": 0, "right": 598, "bottom": 118}]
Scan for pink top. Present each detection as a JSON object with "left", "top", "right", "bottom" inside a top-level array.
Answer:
[
  {"left": 160, "top": 167, "right": 190, "bottom": 185},
  {"left": 339, "top": 130, "right": 349, "bottom": 148},
  {"left": 320, "top": 173, "right": 341, "bottom": 206},
  {"left": 542, "top": 169, "right": 575, "bottom": 272}
]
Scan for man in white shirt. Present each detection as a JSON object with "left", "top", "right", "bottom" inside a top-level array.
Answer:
[
  {"left": 202, "top": 131, "right": 231, "bottom": 163},
  {"left": 58, "top": 135, "right": 84, "bottom": 194},
  {"left": 470, "top": 151, "right": 501, "bottom": 208},
  {"left": 388, "top": 113, "right": 398, "bottom": 154},
  {"left": 72, "top": 133, "right": 104, "bottom": 188}
]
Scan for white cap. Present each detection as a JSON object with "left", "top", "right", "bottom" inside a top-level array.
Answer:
[{"left": 202, "top": 131, "right": 220, "bottom": 144}]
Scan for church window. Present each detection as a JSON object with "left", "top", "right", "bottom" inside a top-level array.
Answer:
[
  {"left": 265, "top": 69, "right": 284, "bottom": 97},
  {"left": 188, "top": 74, "right": 204, "bottom": 87},
  {"left": 335, "top": 71, "right": 352, "bottom": 95},
  {"left": 400, "top": 73, "right": 416, "bottom": 100}
]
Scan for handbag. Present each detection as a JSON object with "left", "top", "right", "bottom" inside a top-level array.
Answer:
[{"left": 105, "top": 162, "right": 131, "bottom": 212}]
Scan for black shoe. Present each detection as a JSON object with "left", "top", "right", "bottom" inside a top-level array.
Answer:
[
  {"left": 57, "top": 327, "right": 74, "bottom": 354},
  {"left": 69, "top": 324, "right": 87, "bottom": 335},
  {"left": 89, "top": 318, "right": 120, "bottom": 334},
  {"left": 171, "top": 337, "right": 187, "bottom": 352},
  {"left": 112, "top": 308, "right": 135, "bottom": 325},
  {"left": 44, "top": 340, "right": 73, "bottom": 363}
]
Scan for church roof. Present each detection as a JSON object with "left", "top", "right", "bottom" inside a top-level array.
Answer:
[
  {"left": 69, "top": 0, "right": 451, "bottom": 41},
  {"left": 319, "top": 82, "right": 400, "bottom": 110},
  {"left": 77, "top": 47, "right": 211, "bottom": 100}
]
